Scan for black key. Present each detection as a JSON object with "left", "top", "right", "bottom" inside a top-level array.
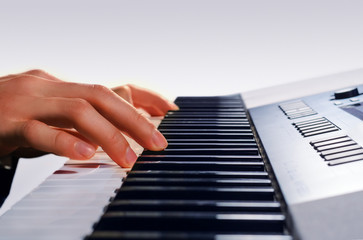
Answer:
[
  {"left": 115, "top": 186, "right": 275, "bottom": 201},
  {"left": 175, "top": 100, "right": 242, "bottom": 105},
  {"left": 158, "top": 124, "right": 251, "bottom": 129},
  {"left": 106, "top": 199, "right": 281, "bottom": 213},
  {"left": 176, "top": 104, "right": 244, "bottom": 108},
  {"left": 159, "top": 129, "right": 252, "bottom": 133},
  {"left": 164, "top": 114, "right": 247, "bottom": 119},
  {"left": 175, "top": 98, "right": 241, "bottom": 102},
  {"left": 128, "top": 171, "right": 269, "bottom": 179},
  {"left": 165, "top": 142, "right": 258, "bottom": 149},
  {"left": 87, "top": 231, "right": 292, "bottom": 240},
  {"left": 122, "top": 177, "right": 271, "bottom": 187},
  {"left": 142, "top": 148, "right": 259, "bottom": 156},
  {"left": 132, "top": 161, "right": 265, "bottom": 171},
  {"left": 162, "top": 133, "right": 254, "bottom": 139},
  {"left": 168, "top": 108, "right": 245, "bottom": 112},
  {"left": 175, "top": 95, "right": 241, "bottom": 100},
  {"left": 161, "top": 118, "right": 249, "bottom": 123},
  {"left": 160, "top": 120, "right": 250, "bottom": 124},
  {"left": 166, "top": 139, "right": 256, "bottom": 144},
  {"left": 94, "top": 211, "right": 284, "bottom": 232},
  {"left": 138, "top": 155, "right": 262, "bottom": 162},
  {"left": 166, "top": 112, "right": 246, "bottom": 116}
]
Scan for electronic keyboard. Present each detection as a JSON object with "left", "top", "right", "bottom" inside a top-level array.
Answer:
[{"left": 0, "top": 71, "right": 362, "bottom": 240}]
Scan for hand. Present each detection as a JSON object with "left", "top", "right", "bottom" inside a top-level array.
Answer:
[
  {"left": 112, "top": 84, "right": 179, "bottom": 116},
  {"left": 0, "top": 69, "right": 178, "bottom": 167}
]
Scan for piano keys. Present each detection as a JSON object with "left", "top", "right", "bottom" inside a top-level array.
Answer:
[{"left": 87, "top": 95, "right": 292, "bottom": 240}]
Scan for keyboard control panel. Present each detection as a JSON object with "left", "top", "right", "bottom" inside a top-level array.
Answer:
[{"left": 249, "top": 84, "right": 363, "bottom": 240}]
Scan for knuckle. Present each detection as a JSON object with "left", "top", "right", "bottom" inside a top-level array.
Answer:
[
  {"left": 9, "top": 75, "right": 38, "bottom": 92},
  {"left": 116, "top": 86, "right": 127, "bottom": 93},
  {"left": 133, "top": 111, "right": 153, "bottom": 128},
  {"left": 26, "top": 69, "right": 46, "bottom": 76},
  {"left": 90, "top": 84, "right": 112, "bottom": 96},
  {"left": 125, "top": 83, "right": 134, "bottom": 89},
  {"left": 22, "top": 120, "right": 40, "bottom": 144},
  {"left": 122, "top": 85, "right": 132, "bottom": 95},
  {"left": 53, "top": 130, "right": 68, "bottom": 150},
  {"left": 135, "top": 111, "right": 146, "bottom": 123},
  {"left": 68, "top": 98, "right": 92, "bottom": 117},
  {"left": 116, "top": 86, "right": 132, "bottom": 102},
  {"left": 89, "top": 84, "right": 116, "bottom": 105},
  {"left": 106, "top": 130, "right": 123, "bottom": 146}
]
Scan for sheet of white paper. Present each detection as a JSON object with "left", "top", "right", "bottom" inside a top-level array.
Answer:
[{"left": 0, "top": 154, "right": 67, "bottom": 216}]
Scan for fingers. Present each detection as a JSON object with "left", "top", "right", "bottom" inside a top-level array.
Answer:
[
  {"left": 13, "top": 120, "right": 97, "bottom": 160},
  {"left": 20, "top": 96, "right": 138, "bottom": 167},
  {"left": 125, "top": 84, "right": 179, "bottom": 116},
  {"left": 38, "top": 81, "right": 168, "bottom": 152},
  {"left": 0, "top": 70, "right": 173, "bottom": 168}
]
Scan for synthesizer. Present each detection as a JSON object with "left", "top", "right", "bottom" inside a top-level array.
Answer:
[{"left": 0, "top": 71, "right": 361, "bottom": 240}]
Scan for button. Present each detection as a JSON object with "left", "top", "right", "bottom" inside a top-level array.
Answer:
[
  {"left": 320, "top": 144, "right": 361, "bottom": 157},
  {"left": 334, "top": 87, "right": 359, "bottom": 99},
  {"left": 334, "top": 101, "right": 343, "bottom": 105},
  {"left": 350, "top": 98, "right": 360, "bottom": 102},
  {"left": 310, "top": 135, "right": 348, "bottom": 145},
  {"left": 312, "top": 136, "right": 351, "bottom": 148},
  {"left": 302, "top": 127, "right": 339, "bottom": 137},
  {"left": 328, "top": 154, "right": 363, "bottom": 166},
  {"left": 323, "top": 148, "right": 363, "bottom": 161},
  {"left": 316, "top": 140, "right": 357, "bottom": 152}
]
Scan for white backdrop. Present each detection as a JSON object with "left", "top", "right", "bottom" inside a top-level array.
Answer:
[{"left": 1, "top": 0, "right": 363, "bottom": 99}]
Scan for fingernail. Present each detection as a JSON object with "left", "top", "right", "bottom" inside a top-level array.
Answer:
[
  {"left": 170, "top": 102, "right": 179, "bottom": 110},
  {"left": 75, "top": 142, "right": 96, "bottom": 158},
  {"left": 152, "top": 129, "right": 168, "bottom": 149},
  {"left": 126, "top": 147, "right": 137, "bottom": 166}
]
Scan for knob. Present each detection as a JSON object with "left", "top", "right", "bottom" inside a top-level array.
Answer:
[{"left": 334, "top": 87, "right": 359, "bottom": 99}]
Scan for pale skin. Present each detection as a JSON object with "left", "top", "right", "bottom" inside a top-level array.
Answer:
[{"left": 0, "top": 70, "right": 179, "bottom": 167}]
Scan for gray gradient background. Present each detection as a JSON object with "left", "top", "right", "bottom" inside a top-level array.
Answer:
[{"left": 1, "top": 0, "right": 363, "bottom": 99}]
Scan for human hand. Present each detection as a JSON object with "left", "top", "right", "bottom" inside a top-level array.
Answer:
[
  {"left": 112, "top": 84, "right": 179, "bottom": 116},
  {"left": 0, "top": 70, "right": 178, "bottom": 167}
]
